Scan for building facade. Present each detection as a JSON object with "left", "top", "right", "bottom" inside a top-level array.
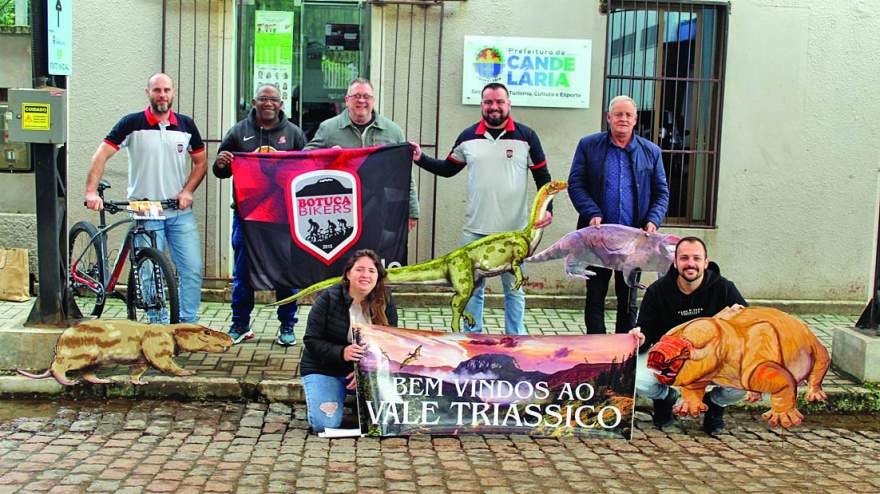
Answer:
[{"left": 2, "top": 0, "right": 878, "bottom": 303}]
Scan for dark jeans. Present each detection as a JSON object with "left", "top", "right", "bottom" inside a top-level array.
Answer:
[
  {"left": 231, "top": 213, "right": 298, "bottom": 330},
  {"left": 584, "top": 267, "right": 639, "bottom": 334}
]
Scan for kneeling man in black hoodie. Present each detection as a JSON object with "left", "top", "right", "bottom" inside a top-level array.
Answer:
[{"left": 630, "top": 236, "right": 747, "bottom": 434}]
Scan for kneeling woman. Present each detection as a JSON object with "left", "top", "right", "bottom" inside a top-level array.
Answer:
[{"left": 300, "top": 249, "right": 398, "bottom": 432}]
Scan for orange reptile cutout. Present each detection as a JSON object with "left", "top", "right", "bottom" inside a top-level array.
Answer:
[{"left": 646, "top": 307, "right": 830, "bottom": 428}]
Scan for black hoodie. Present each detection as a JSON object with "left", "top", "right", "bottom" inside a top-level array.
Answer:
[
  {"left": 212, "top": 108, "right": 307, "bottom": 180},
  {"left": 636, "top": 261, "right": 747, "bottom": 352}
]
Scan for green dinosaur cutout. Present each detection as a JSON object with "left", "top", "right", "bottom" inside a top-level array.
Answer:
[{"left": 274, "top": 180, "right": 568, "bottom": 331}]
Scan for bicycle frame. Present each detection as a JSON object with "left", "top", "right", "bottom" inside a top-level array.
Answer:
[{"left": 69, "top": 217, "right": 161, "bottom": 297}]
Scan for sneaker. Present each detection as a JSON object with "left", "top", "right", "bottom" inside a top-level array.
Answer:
[
  {"left": 652, "top": 387, "right": 679, "bottom": 428},
  {"left": 228, "top": 326, "right": 254, "bottom": 345},
  {"left": 702, "top": 394, "right": 726, "bottom": 435},
  {"left": 277, "top": 326, "right": 297, "bottom": 346}
]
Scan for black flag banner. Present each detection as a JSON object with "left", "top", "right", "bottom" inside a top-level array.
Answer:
[{"left": 231, "top": 144, "right": 412, "bottom": 289}]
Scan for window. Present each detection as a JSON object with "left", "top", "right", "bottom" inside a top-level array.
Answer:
[
  {"left": 603, "top": 1, "right": 728, "bottom": 226},
  {"left": 235, "top": 0, "right": 368, "bottom": 138},
  {"left": 0, "top": 0, "right": 30, "bottom": 30}
]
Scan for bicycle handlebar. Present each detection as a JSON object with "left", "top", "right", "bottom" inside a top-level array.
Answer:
[{"left": 82, "top": 199, "right": 180, "bottom": 215}]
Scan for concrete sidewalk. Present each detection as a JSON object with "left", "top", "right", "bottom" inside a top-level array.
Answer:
[{"left": 0, "top": 298, "right": 875, "bottom": 408}]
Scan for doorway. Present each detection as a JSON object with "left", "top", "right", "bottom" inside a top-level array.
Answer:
[{"left": 236, "top": 0, "right": 368, "bottom": 138}]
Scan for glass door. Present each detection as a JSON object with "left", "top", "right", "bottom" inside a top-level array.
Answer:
[{"left": 236, "top": 0, "right": 368, "bottom": 139}]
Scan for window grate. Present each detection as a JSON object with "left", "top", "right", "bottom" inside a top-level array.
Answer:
[{"left": 603, "top": 0, "right": 728, "bottom": 226}]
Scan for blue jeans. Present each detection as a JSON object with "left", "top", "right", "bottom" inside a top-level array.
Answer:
[
  {"left": 136, "top": 210, "right": 202, "bottom": 323},
  {"left": 302, "top": 373, "right": 352, "bottom": 432},
  {"left": 231, "top": 213, "right": 297, "bottom": 330},
  {"left": 460, "top": 231, "right": 526, "bottom": 335},
  {"left": 635, "top": 351, "right": 746, "bottom": 406}
]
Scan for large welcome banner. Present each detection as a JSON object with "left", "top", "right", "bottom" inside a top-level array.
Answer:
[
  {"left": 232, "top": 144, "right": 412, "bottom": 289},
  {"left": 355, "top": 326, "right": 638, "bottom": 438}
]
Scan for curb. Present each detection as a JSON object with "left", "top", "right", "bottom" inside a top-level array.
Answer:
[
  {"left": 201, "top": 288, "right": 865, "bottom": 315},
  {"left": 0, "top": 376, "right": 301, "bottom": 404},
  {"left": 1, "top": 375, "right": 877, "bottom": 414}
]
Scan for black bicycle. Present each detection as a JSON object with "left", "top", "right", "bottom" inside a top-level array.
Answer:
[{"left": 69, "top": 179, "right": 181, "bottom": 323}]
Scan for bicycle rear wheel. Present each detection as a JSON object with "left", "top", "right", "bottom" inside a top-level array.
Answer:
[
  {"left": 126, "top": 247, "right": 180, "bottom": 324},
  {"left": 69, "top": 221, "right": 107, "bottom": 319}
]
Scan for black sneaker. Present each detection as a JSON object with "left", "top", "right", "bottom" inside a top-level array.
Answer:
[
  {"left": 702, "top": 394, "right": 726, "bottom": 435},
  {"left": 652, "top": 387, "right": 679, "bottom": 428}
]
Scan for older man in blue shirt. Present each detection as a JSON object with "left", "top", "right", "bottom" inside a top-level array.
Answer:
[{"left": 567, "top": 95, "right": 669, "bottom": 334}]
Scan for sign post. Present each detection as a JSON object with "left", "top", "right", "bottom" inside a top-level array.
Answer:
[
  {"left": 6, "top": 0, "right": 77, "bottom": 326},
  {"left": 47, "top": 0, "right": 72, "bottom": 75}
]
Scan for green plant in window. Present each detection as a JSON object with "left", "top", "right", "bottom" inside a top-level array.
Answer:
[{"left": 0, "top": 0, "right": 29, "bottom": 30}]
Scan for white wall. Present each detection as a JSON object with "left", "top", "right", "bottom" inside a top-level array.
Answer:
[
  {"left": 371, "top": 0, "right": 880, "bottom": 302},
  {"left": 68, "top": 0, "right": 234, "bottom": 279},
  {"left": 703, "top": 0, "right": 880, "bottom": 300},
  {"left": 371, "top": 0, "right": 608, "bottom": 296},
  {"left": 68, "top": 0, "right": 166, "bottom": 263},
  {"left": 30, "top": 0, "right": 878, "bottom": 302}
]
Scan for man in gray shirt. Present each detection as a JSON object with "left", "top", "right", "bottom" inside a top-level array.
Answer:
[{"left": 305, "top": 78, "right": 420, "bottom": 231}]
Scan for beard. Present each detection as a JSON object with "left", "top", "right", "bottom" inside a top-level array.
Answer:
[
  {"left": 482, "top": 109, "right": 509, "bottom": 127},
  {"left": 150, "top": 97, "right": 173, "bottom": 114},
  {"left": 679, "top": 269, "right": 702, "bottom": 283}
]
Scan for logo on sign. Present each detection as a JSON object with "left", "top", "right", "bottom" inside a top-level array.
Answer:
[
  {"left": 473, "top": 47, "right": 504, "bottom": 81},
  {"left": 291, "top": 170, "right": 361, "bottom": 265}
]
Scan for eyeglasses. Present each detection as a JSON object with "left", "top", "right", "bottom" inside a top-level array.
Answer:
[
  {"left": 256, "top": 96, "right": 282, "bottom": 103},
  {"left": 346, "top": 93, "right": 374, "bottom": 101}
]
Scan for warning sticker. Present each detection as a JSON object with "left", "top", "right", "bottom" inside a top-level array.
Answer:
[{"left": 22, "top": 103, "right": 51, "bottom": 131}]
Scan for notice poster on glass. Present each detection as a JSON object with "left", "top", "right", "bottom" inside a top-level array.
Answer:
[
  {"left": 462, "top": 35, "right": 591, "bottom": 109},
  {"left": 254, "top": 11, "right": 295, "bottom": 111}
]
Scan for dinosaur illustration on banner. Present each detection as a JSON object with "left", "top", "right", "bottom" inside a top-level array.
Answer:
[
  {"left": 525, "top": 224, "right": 680, "bottom": 288},
  {"left": 17, "top": 320, "right": 233, "bottom": 385},
  {"left": 646, "top": 306, "right": 830, "bottom": 428},
  {"left": 275, "top": 181, "right": 567, "bottom": 331}
]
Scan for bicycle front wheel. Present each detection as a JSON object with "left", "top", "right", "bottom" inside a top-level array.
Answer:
[
  {"left": 69, "top": 221, "right": 107, "bottom": 319},
  {"left": 126, "top": 247, "right": 180, "bottom": 324}
]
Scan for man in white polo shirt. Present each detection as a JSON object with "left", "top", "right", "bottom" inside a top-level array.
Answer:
[
  {"left": 84, "top": 72, "right": 207, "bottom": 323},
  {"left": 411, "top": 82, "right": 553, "bottom": 335}
]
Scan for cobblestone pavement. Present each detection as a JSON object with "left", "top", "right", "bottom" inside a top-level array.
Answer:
[
  {"left": 0, "top": 299, "right": 864, "bottom": 389},
  {"left": 0, "top": 400, "right": 876, "bottom": 494}
]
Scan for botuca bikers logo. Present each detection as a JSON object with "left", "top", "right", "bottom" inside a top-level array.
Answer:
[
  {"left": 291, "top": 170, "right": 361, "bottom": 265},
  {"left": 474, "top": 47, "right": 504, "bottom": 80}
]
